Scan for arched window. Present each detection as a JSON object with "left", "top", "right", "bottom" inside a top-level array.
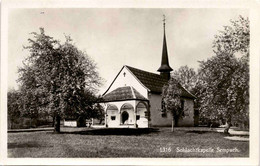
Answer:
[
  {"left": 121, "top": 103, "right": 134, "bottom": 110},
  {"left": 136, "top": 102, "right": 148, "bottom": 119},
  {"left": 136, "top": 102, "right": 147, "bottom": 109},
  {"left": 107, "top": 104, "right": 118, "bottom": 110},
  {"left": 181, "top": 99, "right": 187, "bottom": 116},
  {"left": 107, "top": 104, "right": 118, "bottom": 120},
  {"left": 161, "top": 100, "right": 167, "bottom": 118},
  {"left": 120, "top": 103, "right": 134, "bottom": 124}
]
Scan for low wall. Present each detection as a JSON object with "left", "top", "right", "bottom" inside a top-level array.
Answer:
[{"left": 64, "top": 120, "right": 77, "bottom": 127}]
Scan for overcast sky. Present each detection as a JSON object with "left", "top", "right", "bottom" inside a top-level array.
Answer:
[{"left": 8, "top": 8, "right": 248, "bottom": 94}]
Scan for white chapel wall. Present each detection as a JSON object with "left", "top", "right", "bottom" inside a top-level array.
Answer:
[
  {"left": 149, "top": 93, "right": 195, "bottom": 127},
  {"left": 149, "top": 93, "right": 172, "bottom": 126},
  {"left": 105, "top": 66, "right": 148, "bottom": 98},
  {"left": 178, "top": 98, "right": 194, "bottom": 126}
]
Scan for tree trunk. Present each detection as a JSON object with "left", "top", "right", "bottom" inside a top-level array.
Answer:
[
  {"left": 52, "top": 116, "right": 55, "bottom": 127},
  {"left": 224, "top": 116, "right": 231, "bottom": 134},
  {"left": 54, "top": 115, "right": 61, "bottom": 133},
  {"left": 10, "top": 119, "right": 13, "bottom": 129},
  {"left": 171, "top": 117, "right": 175, "bottom": 132},
  {"left": 174, "top": 115, "right": 179, "bottom": 127},
  {"left": 30, "top": 117, "right": 32, "bottom": 128}
]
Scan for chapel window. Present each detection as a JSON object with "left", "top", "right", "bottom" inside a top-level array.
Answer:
[
  {"left": 161, "top": 111, "right": 167, "bottom": 118},
  {"left": 181, "top": 99, "right": 187, "bottom": 116},
  {"left": 161, "top": 100, "right": 167, "bottom": 118},
  {"left": 111, "top": 116, "right": 116, "bottom": 120},
  {"left": 144, "top": 111, "right": 149, "bottom": 117}
]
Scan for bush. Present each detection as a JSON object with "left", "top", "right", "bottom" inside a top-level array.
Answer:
[
  {"left": 8, "top": 117, "right": 52, "bottom": 129},
  {"left": 8, "top": 117, "right": 31, "bottom": 129},
  {"left": 77, "top": 116, "right": 86, "bottom": 127},
  {"left": 36, "top": 119, "right": 51, "bottom": 127}
]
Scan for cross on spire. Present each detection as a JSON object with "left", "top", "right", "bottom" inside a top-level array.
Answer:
[
  {"left": 163, "top": 14, "right": 166, "bottom": 28},
  {"left": 157, "top": 14, "right": 173, "bottom": 80}
]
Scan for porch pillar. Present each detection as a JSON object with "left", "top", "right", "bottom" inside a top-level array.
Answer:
[
  {"left": 104, "top": 104, "right": 108, "bottom": 128},
  {"left": 134, "top": 107, "right": 137, "bottom": 128}
]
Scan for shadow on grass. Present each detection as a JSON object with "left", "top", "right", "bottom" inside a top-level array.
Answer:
[
  {"left": 185, "top": 130, "right": 210, "bottom": 134},
  {"left": 225, "top": 134, "right": 249, "bottom": 137},
  {"left": 185, "top": 130, "right": 249, "bottom": 137},
  {"left": 8, "top": 142, "right": 53, "bottom": 149},
  {"left": 59, "top": 128, "right": 159, "bottom": 136}
]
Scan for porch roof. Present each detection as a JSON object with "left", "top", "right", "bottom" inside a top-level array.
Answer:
[{"left": 102, "top": 86, "right": 148, "bottom": 102}]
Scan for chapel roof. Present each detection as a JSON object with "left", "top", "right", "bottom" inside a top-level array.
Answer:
[
  {"left": 125, "top": 65, "right": 196, "bottom": 99},
  {"left": 103, "top": 86, "right": 148, "bottom": 102},
  {"left": 126, "top": 65, "right": 168, "bottom": 93}
]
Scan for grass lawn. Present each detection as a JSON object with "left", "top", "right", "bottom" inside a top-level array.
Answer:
[{"left": 8, "top": 127, "right": 249, "bottom": 158}]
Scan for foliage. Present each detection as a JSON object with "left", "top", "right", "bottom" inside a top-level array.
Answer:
[
  {"left": 162, "top": 78, "right": 183, "bottom": 127},
  {"left": 8, "top": 89, "right": 50, "bottom": 129},
  {"left": 91, "top": 99, "right": 105, "bottom": 124},
  {"left": 171, "top": 65, "right": 200, "bottom": 109},
  {"left": 213, "top": 15, "right": 249, "bottom": 57},
  {"left": 172, "top": 65, "right": 198, "bottom": 93},
  {"left": 197, "top": 16, "right": 249, "bottom": 131},
  {"left": 17, "top": 28, "right": 102, "bottom": 131},
  {"left": 8, "top": 90, "right": 22, "bottom": 129}
]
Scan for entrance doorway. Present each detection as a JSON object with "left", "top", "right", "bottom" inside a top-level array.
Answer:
[{"left": 121, "top": 111, "right": 129, "bottom": 124}]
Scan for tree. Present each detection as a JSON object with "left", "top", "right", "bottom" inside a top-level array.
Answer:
[
  {"left": 198, "top": 16, "right": 249, "bottom": 134},
  {"left": 8, "top": 90, "right": 22, "bottom": 129},
  {"left": 213, "top": 15, "right": 249, "bottom": 57},
  {"left": 91, "top": 96, "right": 105, "bottom": 124},
  {"left": 162, "top": 78, "right": 183, "bottom": 132},
  {"left": 172, "top": 65, "right": 198, "bottom": 93},
  {"left": 172, "top": 65, "right": 201, "bottom": 110},
  {"left": 20, "top": 86, "right": 40, "bottom": 128},
  {"left": 18, "top": 28, "right": 102, "bottom": 132}
]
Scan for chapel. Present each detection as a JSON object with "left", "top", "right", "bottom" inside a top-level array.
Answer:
[{"left": 101, "top": 17, "right": 196, "bottom": 128}]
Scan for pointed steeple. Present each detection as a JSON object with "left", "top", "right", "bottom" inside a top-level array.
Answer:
[{"left": 157, "top": 15, "right": 173, "bottom": 80}]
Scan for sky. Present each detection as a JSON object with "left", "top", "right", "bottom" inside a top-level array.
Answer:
[{"left": 8, "top": 8, "right": 248, "bottom": 94}]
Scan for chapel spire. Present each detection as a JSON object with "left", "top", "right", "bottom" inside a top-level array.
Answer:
[{"left": 157, "top": 15, "right": 173, "bottom": 80}]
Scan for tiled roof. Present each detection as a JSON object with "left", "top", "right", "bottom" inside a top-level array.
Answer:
[
  {"left": 103, "top": 86, "right": 148, "bottom": 102},
  {"left": 126, "top": 65, "right": 168, "bottom": 93},
  {"left": 179, "top": 85, "right": 196, "bottom": 99},
  {"left": 125, "top": 65, "right": 196, "bottom": 99}
]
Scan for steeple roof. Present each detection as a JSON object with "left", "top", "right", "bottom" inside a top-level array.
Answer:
[{"left": 157, "top": 16, "right": 173, "bottom": 72}]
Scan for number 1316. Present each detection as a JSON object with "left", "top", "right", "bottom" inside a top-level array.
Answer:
[{"left": 160, "top": 147, "right": 171, "bottom": 152}]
